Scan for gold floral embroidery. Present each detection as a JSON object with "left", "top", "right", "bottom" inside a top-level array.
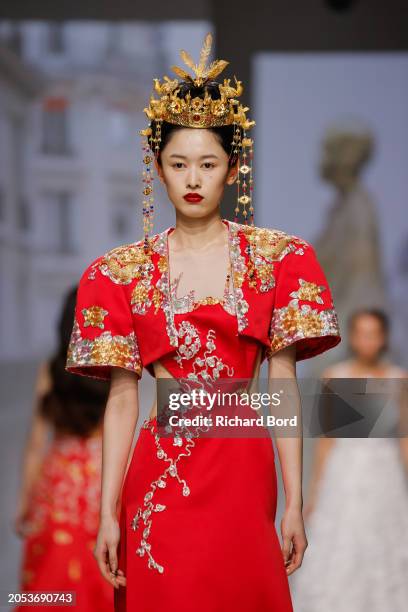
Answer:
[
  {"left": 229, "top": 221, "right": 308, "bottom": 297},
  {"left": 289, "top": 278, "right": 325, "bottom": 305},
  {"left": 87, "top": 220, "right": 305, "bottom": 343},
  {"left": 68, "top": 559, "right": 82, "bottom": 581},
  {"left": 245, "top": 225, "right": 306, "bottom": 262},
  {"left": 99, "top": 243, "right": 152, "bottom": 284},
  {"left": 84, "top": 221, "right": 314, "bottom": 353},
  {"left": 157, "top": 255, "right": 168, "bottom": 273},
  {"left": 267, "top": 303, "right": 339, "bottom": 356},
  {"left": 66, "top": 319, "right": 142, "bottom": 378},
  {"left": 82, "top": 305, "right": 108, "bottom": 329},
  {"left": 152, "top": 287, "right": 163, "bottom": 313},
  {"left": 131, "top": 281, "right": 150, "bottom": 308},
  {"left": 53, "top": 529, "right": 73, "bottom": 545}
]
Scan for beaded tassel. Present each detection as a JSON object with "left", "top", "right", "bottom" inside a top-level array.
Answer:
[
  {"left": 236, "top": 129, "right": 254, "bottom": 226},
  {"left": 141, "top": 119, "right": 164, "bottom": 253},
  {"left": 142, "top": 135, "right": 154, "bottom": 254},
  {"left": 248, "top": 137, "right": 254, "bottom": 226}
]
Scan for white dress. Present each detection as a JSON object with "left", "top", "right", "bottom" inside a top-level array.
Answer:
[{"left": 291, "top": 361, "right": 408, "bottom": 612}]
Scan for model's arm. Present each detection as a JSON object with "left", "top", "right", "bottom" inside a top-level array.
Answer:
[
  {"left": 396, "top": 369, "right": 408, "bottom": 474},
  {"left": 268, "top": 344, "right": 307, "bottom": 577},
  {"left": 94, "top": 366, "right": 140, "bottom": 590},
  {"left": 14, "top": 360, "right": 51, "bottom": 537}
]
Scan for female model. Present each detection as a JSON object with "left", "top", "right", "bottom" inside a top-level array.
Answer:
[
  {"left": 14, "top": 286, "right": 113, "bottom": 612},
  {"left": 66, "top": 33, "right": 341, "bottom": 611},
  {"left": 291, "top": 308, "right": 408, "bottom": 612}
]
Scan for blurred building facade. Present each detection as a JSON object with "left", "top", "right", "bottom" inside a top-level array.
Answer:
[{"left": 0, "top": 21, "right": 169, "bottom": 359}]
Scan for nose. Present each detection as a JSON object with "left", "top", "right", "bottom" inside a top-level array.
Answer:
[{"left": 186, "top": 166, "right": 201, "bottom": 190}]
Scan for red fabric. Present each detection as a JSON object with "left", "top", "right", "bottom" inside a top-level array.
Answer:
[
  {"left": 116, "top": 423, "right": 292, "bottom": 611},
  {"left": 114, "top": 303, "right": 293, "bottom": 611},
  {"left": 14, "top": 436, "right": 113, "bottom": 612}
]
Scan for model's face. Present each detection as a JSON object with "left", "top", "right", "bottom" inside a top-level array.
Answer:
[
  {"left": 349, "top": 314, "right": 386, "bottom": 361},
  {"left": 155, "top": 128, "right": 237, "bottom": 218}
]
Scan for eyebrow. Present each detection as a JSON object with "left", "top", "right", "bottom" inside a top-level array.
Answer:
[{"left": 169, "top": 154, "right": 219, "bottom": 159}]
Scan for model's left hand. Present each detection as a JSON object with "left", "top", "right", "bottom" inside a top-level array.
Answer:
[{"left": 280, "top": 506, "right": 308, "bottom": 575}]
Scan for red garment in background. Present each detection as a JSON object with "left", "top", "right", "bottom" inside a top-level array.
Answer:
[{"left": 14, "top": 435, "right": 113, "bottom": 612}]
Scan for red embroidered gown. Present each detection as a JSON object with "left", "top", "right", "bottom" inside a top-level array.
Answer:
[{"left": 66, "top": 219, "right": 341, "bottom": 611}]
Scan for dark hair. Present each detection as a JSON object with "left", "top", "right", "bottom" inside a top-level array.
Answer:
[
  {"left": 347, "top": 307, "right": 390, "bottom": 354},
  {"left": 38, "top": 285, "right": 110, "bottom": 437},
  {"left": 148, "top": 80, "right": 242, "bottom": 167}
]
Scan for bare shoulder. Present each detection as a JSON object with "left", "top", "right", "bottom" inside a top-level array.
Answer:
[
  {"left": 321, "top": 360, "right": 352, "bottom": 379},
  {"left": 386, "top": 364, "right": 407, "bottom": 378}
]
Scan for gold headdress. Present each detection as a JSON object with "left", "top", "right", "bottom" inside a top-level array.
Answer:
[{"left": 140, "top": 32, "right": 256, "bottom": 251}]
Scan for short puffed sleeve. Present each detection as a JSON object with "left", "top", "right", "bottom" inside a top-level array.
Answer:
[
  {"left": 65, "top": 255, "right": 143, "bottom": 381},
  {"left": 266, "top": 238, "right": 341, "bottom": 361}
]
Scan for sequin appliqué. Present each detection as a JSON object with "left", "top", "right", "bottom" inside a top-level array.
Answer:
[{"left": 66, "top": 319, "right": 142, "bottom": 378}]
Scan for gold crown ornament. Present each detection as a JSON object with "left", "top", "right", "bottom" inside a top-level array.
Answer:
[{"left": 139, "top": 32, "right": 256, "bottom": 252}]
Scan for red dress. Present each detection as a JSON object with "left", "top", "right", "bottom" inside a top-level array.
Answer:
[
  {"left": 66, "top": 219, "right": 341, "bottom": 611},
  {"left": 15, "top": 434, "right": 113, "bottom": 612}
]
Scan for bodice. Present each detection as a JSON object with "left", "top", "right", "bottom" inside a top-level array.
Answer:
[{"left": 66, "top": 218, "right": 341, "bottom": 389}]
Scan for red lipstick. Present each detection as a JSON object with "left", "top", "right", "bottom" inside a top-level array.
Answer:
[{"left": 183, "top": 192, "right": 204, "bottom": 203}]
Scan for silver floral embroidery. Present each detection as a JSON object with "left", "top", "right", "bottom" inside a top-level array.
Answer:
[
  {"left": 227, "top": 221, "right": 250, "bottom": 332},
  {"left": 185, "top": 328, "right": 235, "bottom": 383},
  {"left": 153, "top": 230, "right": 179, "bottom": 347},
  {"left": 131, "top": 323, "right": 234, "bottom": 574},
  {"left": 173, "top": 321, "right": 201, "bottom": 366},
  {"left": 169, "top": 263, "right": 237, "bottom": 317},
  {"left": 131, "top": 425, "right": 194, "bottom": 574}
]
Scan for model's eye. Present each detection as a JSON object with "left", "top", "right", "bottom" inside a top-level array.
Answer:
[
  {"left": 172, "top": 162, "right": 185, "bottom": 169},
  {"left": 203, "top": 162, "right": 215, "bottom": 169}
]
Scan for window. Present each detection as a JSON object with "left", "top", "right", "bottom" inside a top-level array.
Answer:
[
  {"left": 48, "top": 22, "right": 65, "bottom": 54},
  {"left": 43, "top": 191, "right": 75, "bottom": 254},
  {"left": 112, "top": 195, "right": 136, "bottom": 238},
  {"left": 41, "top": 97, "right": 71, "bottom": 155},
  {"left": 17, "top": 195, "right": 30, "bottom": 231},
  {"left": 108, "top": 107, "right": 134, "bottom": 148}
]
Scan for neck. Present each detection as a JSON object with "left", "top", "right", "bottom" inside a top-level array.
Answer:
[
  {"left": 351, "top": 355, "right": 384, "bottom": 370},
  {"left": 170, "top": 213, "right": 227, "bottom": 252},
  {"left": 335, "top": 177, "right": 359, "bottom": 197}
]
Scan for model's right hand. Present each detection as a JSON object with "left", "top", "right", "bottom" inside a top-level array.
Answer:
[
  {"left": 94, "top": 515, "right": 127, "bottom": 589},
  {"left": 13, "top": 505, "right": 30, "bottom": 538}
]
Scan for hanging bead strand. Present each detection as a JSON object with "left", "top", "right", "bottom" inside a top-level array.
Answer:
[
  {"left": 238, "top": 129, "right": 252, "bottom": 225},
  {"left": 142, "top": 133, "right": 154, "bottom": 254},
  {"left": 248, "top": 138, "right": 254, "bottom": 226}
]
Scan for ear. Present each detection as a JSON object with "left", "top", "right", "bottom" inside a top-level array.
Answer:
[
  {"left": 226, "top": 162, "right": 239, "bottom": 186},
  {"left": 154, "top": 157, "right": 165, "bottom": 184}
]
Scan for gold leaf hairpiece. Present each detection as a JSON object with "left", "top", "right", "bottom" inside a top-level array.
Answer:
[
  {"left": 197, "top": 32, "right": 212, "bottom": 75},
  {"left": 171, "top": 31, "right": 229, "bottom": 84}
]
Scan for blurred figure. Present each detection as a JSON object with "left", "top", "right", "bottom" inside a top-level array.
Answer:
[
  {"left": 292, "top": 308, "right": 408, "bottom": 612},
  {"left": 314, "top": 120, "right": 388, "bottom": 363},
  {"left": 13, "top": 286, "right": 113, "bottom": 612}
]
